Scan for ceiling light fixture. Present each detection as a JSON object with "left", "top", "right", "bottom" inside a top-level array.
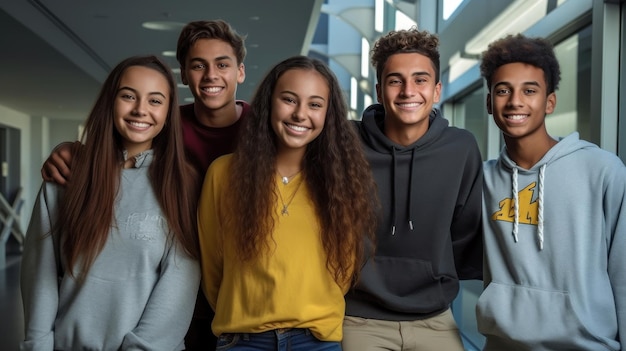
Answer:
[{"left": 142, "top": 21, "right": 185, "bottom": 31}]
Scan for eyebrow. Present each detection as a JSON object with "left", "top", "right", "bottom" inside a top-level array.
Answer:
[
  {"left": 190, "top": 55, "right": 234, "bottom": 62},
  {"left": 494, "top": 80, "right": 541, "bottom": 87},
  {"left": 280, "top": 90, "right": 326, "bottom": 102},
  {"left": 384, "top": 71, "right": 432, "bottom": 79},
  {"left": 118, "top": 86, "right": 167, "bottom": 98}
]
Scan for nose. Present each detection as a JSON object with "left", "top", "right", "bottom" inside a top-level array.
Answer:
[
  {"left": 202, "top": 65, "right": 217, "bottom": 81},
  {"left": 400, "top": 82, "right": 415, "bottom": 98},
  {"left": 132, "top": 100, "right": 148, "bottom": 116},
  {"left": 292, "top": 104, "right": 305, "bottom": 120},
  {"left": 507, "top": 90, "right": 523, "bottom": 107}
]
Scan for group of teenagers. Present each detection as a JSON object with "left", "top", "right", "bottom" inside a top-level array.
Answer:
[{"left": 19, "top": 18, "right": 625, "bottom": 351}]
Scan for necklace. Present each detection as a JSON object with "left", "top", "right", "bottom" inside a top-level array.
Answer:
[
  {"left": 277, "top": 176, "right": 303, "bottom": 216},
  {"left": 279, "top": 170, "right": 301, "bottom": 185}
]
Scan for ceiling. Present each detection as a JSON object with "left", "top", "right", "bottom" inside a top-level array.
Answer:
[{"left": 0, "top": 0, "right": 322, "bottom": 121}]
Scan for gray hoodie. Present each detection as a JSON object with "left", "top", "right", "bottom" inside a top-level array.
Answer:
[
  {"left": 477, "top": 132, "right": 626, "bottom": 350},
  {"left": 20, "top": 151, "right": 200, "bottom": 351}
]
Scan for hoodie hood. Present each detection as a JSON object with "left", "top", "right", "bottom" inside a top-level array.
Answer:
[
  {"left": 359, "top": 104, "right": 449, "bottom": 235},
  {"left": 494, "top": 132, "right": 593, "bottom": 250}
]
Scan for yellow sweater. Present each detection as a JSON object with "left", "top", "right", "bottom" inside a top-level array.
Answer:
[{"left": 197, "top": 154, "right": 348, "bottom": 342}]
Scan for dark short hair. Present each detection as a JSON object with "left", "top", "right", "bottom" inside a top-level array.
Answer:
[
  {"left": 371, "top": 27, "right": 440, "bottom": 83},
  {"left": 480, "top": 33, "right": 561, "bottom": 94},
  {"left": 176, "top": 20, "right": 247, "bottom": 67}
]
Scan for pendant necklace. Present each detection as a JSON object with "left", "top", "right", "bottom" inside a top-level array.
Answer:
[
  {"left": 279, "top": 170, "right": 301, "bottom": 185},
  {"left": 278, "top": 176, "right": 303, "bottom": 216}
]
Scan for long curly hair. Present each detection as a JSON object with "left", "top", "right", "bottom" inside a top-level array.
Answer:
[
  {"left": 56, "top": 55, "right": 199, "bottom": 279},
  {"left": 228, "top": 55, "right": 378, "bottom": 286},
  {"left": 480, "top": 34, "right": 561, "bottom": 94},
  {"left": 371, "top": 26, "right": 440, "bottom": 84}
]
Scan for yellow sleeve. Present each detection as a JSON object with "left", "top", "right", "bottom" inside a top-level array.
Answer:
[{"left": 197, "top": 155, "right": 229, "bottom": 310}]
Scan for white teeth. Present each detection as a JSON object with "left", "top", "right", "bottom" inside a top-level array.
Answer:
[
  {"left": 507, "top": 114, "right": 527, "bottom": 120},
  {"left": 397, "top": 102, "right": 420, "bottom": 108},
  {"left": 129, "top": 121, "right": 150, "bottom": 128},
  {"left": 202, "top": 87, "right": 222, "bottom": 93},
  {"left": 287, "top": 124, "right": 308, "bottom": 132}
]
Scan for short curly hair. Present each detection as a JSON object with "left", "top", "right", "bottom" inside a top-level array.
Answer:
[
  {"left": 480, "top": 34, "right": 561, "bottom": 94},
  {"left": 371, "top": 27, "right": 440, "bottom": 84}
]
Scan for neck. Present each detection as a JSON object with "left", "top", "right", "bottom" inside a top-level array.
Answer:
[
  {"left": 504, "top": 132, "right": 557, "bottom": 169},
  {"left": 383, "top": 119, "right": 428, "bottom": 146},
  {"left": 276, "top": 148, "right": 305, "bottom": 177},
  {"left": 193, "top": 100, "right": 241, "bottom": 128}
]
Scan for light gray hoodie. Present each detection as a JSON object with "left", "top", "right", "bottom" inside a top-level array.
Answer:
[
  {"left": 20, "top": 151, "right": 200, "bottom": 351},
  {"left": 477, "top": 132, "right": 626, "bottom": 351}
]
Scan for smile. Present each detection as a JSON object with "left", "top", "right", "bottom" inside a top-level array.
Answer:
[
  {"left": 285, "top": 123, "right": 309, "bottom": 132},
  {"left": 127, "top": 121, "right": 151, "bottom": 129},
  {"left": 505, "top": 114, "right": 528, "bottom": 120},
  {"left": 201, "top": 87, "right": 223, "bottom": 94}
]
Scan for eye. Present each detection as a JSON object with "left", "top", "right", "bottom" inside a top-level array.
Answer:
[
  {"left": 217, "top": 62, "right": 229, "bottom": 69},
  {"left": 191, "top": 63, "right": 206, "bottom": 71},
  {"left": 495, "top": 88, "right": 510, "bottom": 95},
  {"left": 388, "top": 79, "right": 402, "bottom": 86},
  {"left": 282, "top": 96, "right": 296, "bottom": 104},
  {"left": 149, "top": 98, "right": 164, "bottom": 105},
  {"left": 120, "top": 93, "right": 136, "bottom": 101},
  {"left": 309, "top": 102, "right": 323, "bottom": 109},
  {"left": 524, "top": 88, "right": 537, "bottom": 95},
  {"left": 415, "top": 77, "right": 427, "bottom": 84}
]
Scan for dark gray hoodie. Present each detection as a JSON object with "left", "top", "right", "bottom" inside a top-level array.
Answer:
[{"left": 345, "top": 104, "right": 483, "bottom": 320}]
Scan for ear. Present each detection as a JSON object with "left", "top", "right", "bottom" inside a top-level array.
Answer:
[
  {"left": 486, "top": 93, "right": 493, "bottom": 115},
  {"left": 433, "top": 81, "right": 442, "bottom": 103},
  {"left": 545, "top": 92, "right": 556, "bottom": 114},
  {"left": 180, "top": 67, "right": 188, "bottom": 85},
  {"left": 237, "top": 63, "right": 246, "bottom": 84},
  {"left": 375, "top": 83, "right": 381, "bottom": 103}
]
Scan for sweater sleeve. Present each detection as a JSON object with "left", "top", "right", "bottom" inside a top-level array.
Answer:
[
  {"left": 120, "top": 236, "right": 201, "bottom": 350},
  {"left": 197, "top": 158, "right": 225, "bottom": 311},
  {"left": 20, "top": 183, "right": 60, "bottom": 351},
  {"left": 606, "top": 160, "right": 626, "bottom": 346},
  {"left": 450, "top": 136, "right": 484, "bottom": 280}
]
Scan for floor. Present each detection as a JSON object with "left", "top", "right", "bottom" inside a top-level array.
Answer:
[{"left": 1, "top": 250, "right": 24, "bottom": 350}]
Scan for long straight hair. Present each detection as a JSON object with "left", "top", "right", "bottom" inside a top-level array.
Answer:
[
  {"left": 56, "top": 55, "right": 199, "bottom": 278},
  {"left": 228, "top": 56, "right": 378, "bottom": 286}
]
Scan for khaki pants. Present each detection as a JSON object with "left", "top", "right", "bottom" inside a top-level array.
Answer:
[{"left": 342, "top": 309, "right": 465, "bottom": 351}]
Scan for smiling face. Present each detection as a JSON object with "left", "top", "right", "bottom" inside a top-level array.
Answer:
[
  {"left": 180, "top": 38, "right": 245, "bottom": 113},
  {"left": 487, "top": 62, "right": 556, "bottom": 143},
  {"left": 376, "top": 52, "right": 441, "bottom": 143},
  {"left": 270, "top": 68, "right": 329, "bottom": 157},
  {"left": 113, "top": 65, "right": 170, "bottom": 156}
]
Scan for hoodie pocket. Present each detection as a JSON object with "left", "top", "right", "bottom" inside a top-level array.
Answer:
[
  {"left": 476, "top": 282, "right": 612, "bottom": 350},
  {"left": 358, "top": 256, "right": 453, "bottom": 313}
]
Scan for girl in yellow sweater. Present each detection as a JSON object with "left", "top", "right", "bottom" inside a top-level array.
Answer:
[{"left": 197, "top": 55, "right": 378, "bottom": 350}]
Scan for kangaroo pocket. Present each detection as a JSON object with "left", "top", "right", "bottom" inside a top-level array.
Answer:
[
  {"left": 358, "top": 256, "right": 455, "bottom": 313},
  {"left": 476, "top": 282, "right": 613, "bottom": 350}
]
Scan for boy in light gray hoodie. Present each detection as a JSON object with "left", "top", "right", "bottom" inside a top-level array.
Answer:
[{"left": 476, "top": 33, "right": 626, "bottom": 350}]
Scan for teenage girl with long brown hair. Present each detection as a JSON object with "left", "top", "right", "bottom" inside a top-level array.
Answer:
[
  {"left": 197, "top": 55, "right": 379, "bottom": 350},
  {"left": 21, "top": 55, "right": 200, "bottom": 350}
]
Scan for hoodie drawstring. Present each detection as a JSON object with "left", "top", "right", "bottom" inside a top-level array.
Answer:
[
  {"left": 407, "top": 148, "right": 416, "bottom": 231},
  {"left": 391, "top": 147, "right": 397, "bottom": 235},
  {"left": 537, "top": 164, "right": 545, "bottom": 250},
  {"left": 512, "top": 164, "right": 546, "bottom": 250}
]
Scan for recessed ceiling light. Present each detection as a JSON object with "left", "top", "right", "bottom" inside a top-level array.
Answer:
[
  {"left": 162, "top": 50, "right": 176, "bottom": 57},
  {"left": 184, "top": 97, "right": 195, "bottom": 102},
  {"left": 142, "top": 21, "right": 185, "bottom": 31},
  {"left": 177, "top": 83, "right": 187, "bottom": 88},
  {"left": 249, "top": 44, "right": 259, "bottom": 48},
  {"left": 171, "top": 68, "right": 180, "bottom": 74},
  {"left": 249, "top": 16, "right": 260, "bottom": 21}
]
